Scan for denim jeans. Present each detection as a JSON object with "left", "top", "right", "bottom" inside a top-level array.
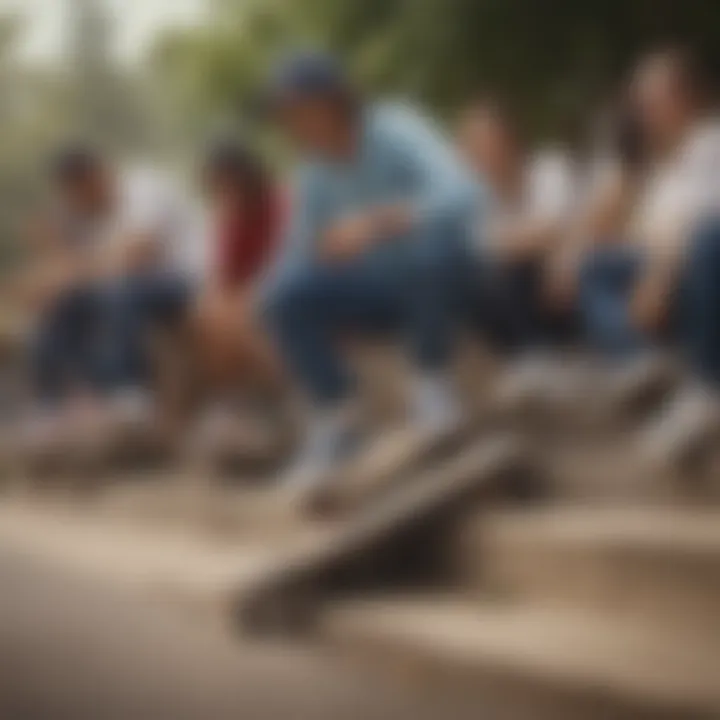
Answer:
[
  {"left": 100, "top": 272, "right": 193, "bottom": 392},
  {"left": 265, "top": 217, "right": 471, "bottom": 406},
  {"left": 579, "top": 245, "right": 647, "bottom": 359},
  {"left": 579, "top": 217, "right": 720, "bottom": 386},
  {"left": 30, "top": 284, "right": 106, "bottom": 406}
]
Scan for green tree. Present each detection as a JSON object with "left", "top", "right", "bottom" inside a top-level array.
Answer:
[
  {"left": 151, "top": 0, "right": 720, "bottom": 142},
  {"left": 66, "top": 0, "right": 153, "bottom": 151}
]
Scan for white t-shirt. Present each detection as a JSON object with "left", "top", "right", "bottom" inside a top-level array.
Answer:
[
  {"left": 631, "top": 120, "right": 720, "bottom": 256},
  {"left": 479, "top": 148, "right": 576, "bottom": 254},
  {"left": 105, "top": 166, "right": 208, "bottom": 280}
]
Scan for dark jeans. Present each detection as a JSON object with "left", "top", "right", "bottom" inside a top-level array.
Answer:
[
  {"left": 30, "top": 285, "right": 106, "bottom": 407},
  {"left": 101, "top": 272, "right": 193, "bottom": 392},
  {"left": 265, "top": 217, "right": 470, "bottom": 406},
  {"left": 579, "top": 245, "right": 648, "bottom": 359},
  {"left": 471, "top": 257, "right": 577, "bottom": 355},
  {"left": 579, "top": 218, "right": 720, "bottom": 386},
  {"left": 29, "top": 273, "right": 192, "bottom": 406}
]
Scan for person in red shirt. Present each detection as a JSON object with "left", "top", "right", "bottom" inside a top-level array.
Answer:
[{"left": 189, "top": 142, "right": 286, "bottom": 451}]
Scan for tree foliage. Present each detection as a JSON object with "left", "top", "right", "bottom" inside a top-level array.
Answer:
[{"left": 151, "top": 0, "right": 720, "bottom": 141}]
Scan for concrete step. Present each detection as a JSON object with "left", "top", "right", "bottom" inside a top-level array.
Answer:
[
  {"left": 320, "top": 596, "right": 720, "bottom": 719},
  {"left": 87, "top": 477, "right": 313, "bottom": 543},
  {"left": 0, "top": 497, "right": 326, "bottom": 625},
  {"left": 540, "top": 436, "right": 670, "bottom": 501},
  {"left": 236, "top": 436, "right": 530, "bottom": 634},
  {"left": 457, "top": 507, "right": 720, "bottom": 639},
  {"left": 0, "top": 467, "right": 328, "bottom": 544},
  {"left": 0, "top": 436, "right": 529, "bottom": 635}
]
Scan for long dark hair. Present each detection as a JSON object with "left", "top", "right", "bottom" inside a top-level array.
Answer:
[
  {"left": 203, "top": 140, "right": 272, "bottom": 205},
  {"left": 612, "top": 104, "right": 647, "bottom": 173}
]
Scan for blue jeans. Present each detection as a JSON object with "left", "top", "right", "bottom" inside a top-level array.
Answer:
[
  {"left": 579, "top": 218, "right": 720, "bottom": 386},
  {"left": 579, "top": 245, "right": 648, "bottom": 359},
  {"left": 100, "top": 272, "right": 193, "bottom": 391},
  {"left": 30, "top": 285, "right": 106, "bottom": 406},
  {"left": 265, "top": 218, "right": 470, "bottom": 406}
]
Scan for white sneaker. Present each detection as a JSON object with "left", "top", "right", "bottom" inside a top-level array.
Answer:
[
  {"left": 333, "top": 373, "right": 466, "bottom": 511},
  {"left": 279, "top": 404, "right": 359, "bottom": 498},
  {"left": 638, "top": 384, "right": 720, "bottom": 471}
]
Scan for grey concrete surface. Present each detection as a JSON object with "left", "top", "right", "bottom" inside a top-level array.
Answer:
[{"left": 0, "top": 548, "right": 464, "bottom": 720}]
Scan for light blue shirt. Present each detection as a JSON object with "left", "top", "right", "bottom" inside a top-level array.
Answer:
[{"left": 261, "top": 101, "right": 479, "bottom": 302}]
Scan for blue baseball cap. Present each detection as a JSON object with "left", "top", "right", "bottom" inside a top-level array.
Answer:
[{"left": 259, "top": 50, "right": 352, "bottom": 113}]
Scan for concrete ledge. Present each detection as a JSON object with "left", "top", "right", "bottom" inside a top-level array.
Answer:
[
  {"left": 235, "top": 435, "right": 531, "bottom": 635},
  {"left": 459, "top": 506, "right": 720, "bottom": 639},
  {"left": 321, "top": 597, "right": 720, "bottom": 720}
]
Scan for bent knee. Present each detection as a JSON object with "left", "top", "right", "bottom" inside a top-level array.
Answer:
[
  {"left": 578, "top": 247, "right": 638, "bottom": 288},
  {"left": 263, "top": 268, "right": 327, "bottom": 326},
  {"left": 689, "top": 217, "right": 720, "bottom": 267}
]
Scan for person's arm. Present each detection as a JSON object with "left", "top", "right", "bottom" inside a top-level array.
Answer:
[
  {"left": 542, "top": 160, "right": 637, "bottom": 308},
  {"left": 631, "top": 131, "right": 720, "bottom": 332},
  {"left": 491, "top": 152, "right": 576, "bottom": 261},
  {"left": 379, "top": 104, "right": 475, "bottom": 230},
  {"left": 321, "top": 105, "right": 475, "bottom": 262},
  {"left": 256, "top": 167, "right": 324, "bottom": 307},
  {"left": 582, "top": 169, "right": 638, "bottom": 244},
  {"left": 630, "top": 191, "right": 697, "bottom": 332},
  {"left": 5, "top": 213, "right": 77, "bottom": 311}
]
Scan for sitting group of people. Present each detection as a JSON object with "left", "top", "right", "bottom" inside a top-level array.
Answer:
[
  {"left": 13, "top": 44, "right": 720, "bottom": 499},
  {"left": 18, "top": 138, "right": 283, "bottom": 461}
]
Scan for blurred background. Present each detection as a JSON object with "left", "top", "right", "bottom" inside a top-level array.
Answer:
[
  {"left": 2, "top": 0, "right": 720, "bottom": 269},
  {"left": 1, "top": 3, "right": 720, "bottom": 719}
]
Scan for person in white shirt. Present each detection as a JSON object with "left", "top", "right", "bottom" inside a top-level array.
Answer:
[
  {"left": 577, "top": 48, "right": 720, "bottom": 467},
  {"left": 456, "top": 100, "right": 577, "bottom": 350},
  {"left": 38, "top": 147, "right": 205, "bottom": 448}
]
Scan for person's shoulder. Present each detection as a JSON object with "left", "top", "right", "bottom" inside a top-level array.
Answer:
[
  {"left": 369, "top": 100, "right": 441, "bottom": 139},
  {"left": 372, "top": 99, "right": 425, "bottom": 123},
  {"left": 120, "top": 164, "right": 179, "bottom": 202}
]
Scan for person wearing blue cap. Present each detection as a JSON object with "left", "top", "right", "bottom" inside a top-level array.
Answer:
[{"left": 258, "top": 51, "right": 479, "bottom": 502}]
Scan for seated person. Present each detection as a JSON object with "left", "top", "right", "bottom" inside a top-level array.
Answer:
[
  {"left": 44, "top": 146, "right": 206, "bottom": 447},
  {"left": 544, "top": 102, "right": 648, "bottom": 314},
  {"left": 259, "top": 51, "right": 477, "bottom": 495},
  {"left": 13, "top": 175, "right": 111, "bottom": 452},
  {"left": 189, "top": 141, "right": 285, "bottom": 451},
  {"left": 456, "top": 99, "right": 577, "bottom": 351},
  {"left": 576, "top": 48, "right": 720, "bottom": 462}
]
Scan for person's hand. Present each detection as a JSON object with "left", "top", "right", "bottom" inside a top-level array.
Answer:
[
  {"left": 630, "top": 273, "right": 670, "bottom": 334},
  {"left": 321, "top": 213, "right": 378, "bottom": 264},
  {"left": 543, "top": 248, "right": 581, "bottom": 311},
  {"left": 122, "top": 234, "right": 162, "bottom": 272},
  {"left": 371, "top": 205, "right": 415, "bottom": 236},
  {"left": 25, "top": 259, "right": 76, "bottom": 312}
]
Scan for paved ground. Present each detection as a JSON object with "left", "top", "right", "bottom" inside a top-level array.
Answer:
[{"left": 0, "top": 548, "right": 476, "bottom": 720}]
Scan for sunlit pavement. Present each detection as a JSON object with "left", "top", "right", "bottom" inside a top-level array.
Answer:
[
  {"left": 0, "top": 547, "right": 541, "bottom": 720},
  {"left": 0, "top": 548, "right": 422, "bottom": 720}
]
